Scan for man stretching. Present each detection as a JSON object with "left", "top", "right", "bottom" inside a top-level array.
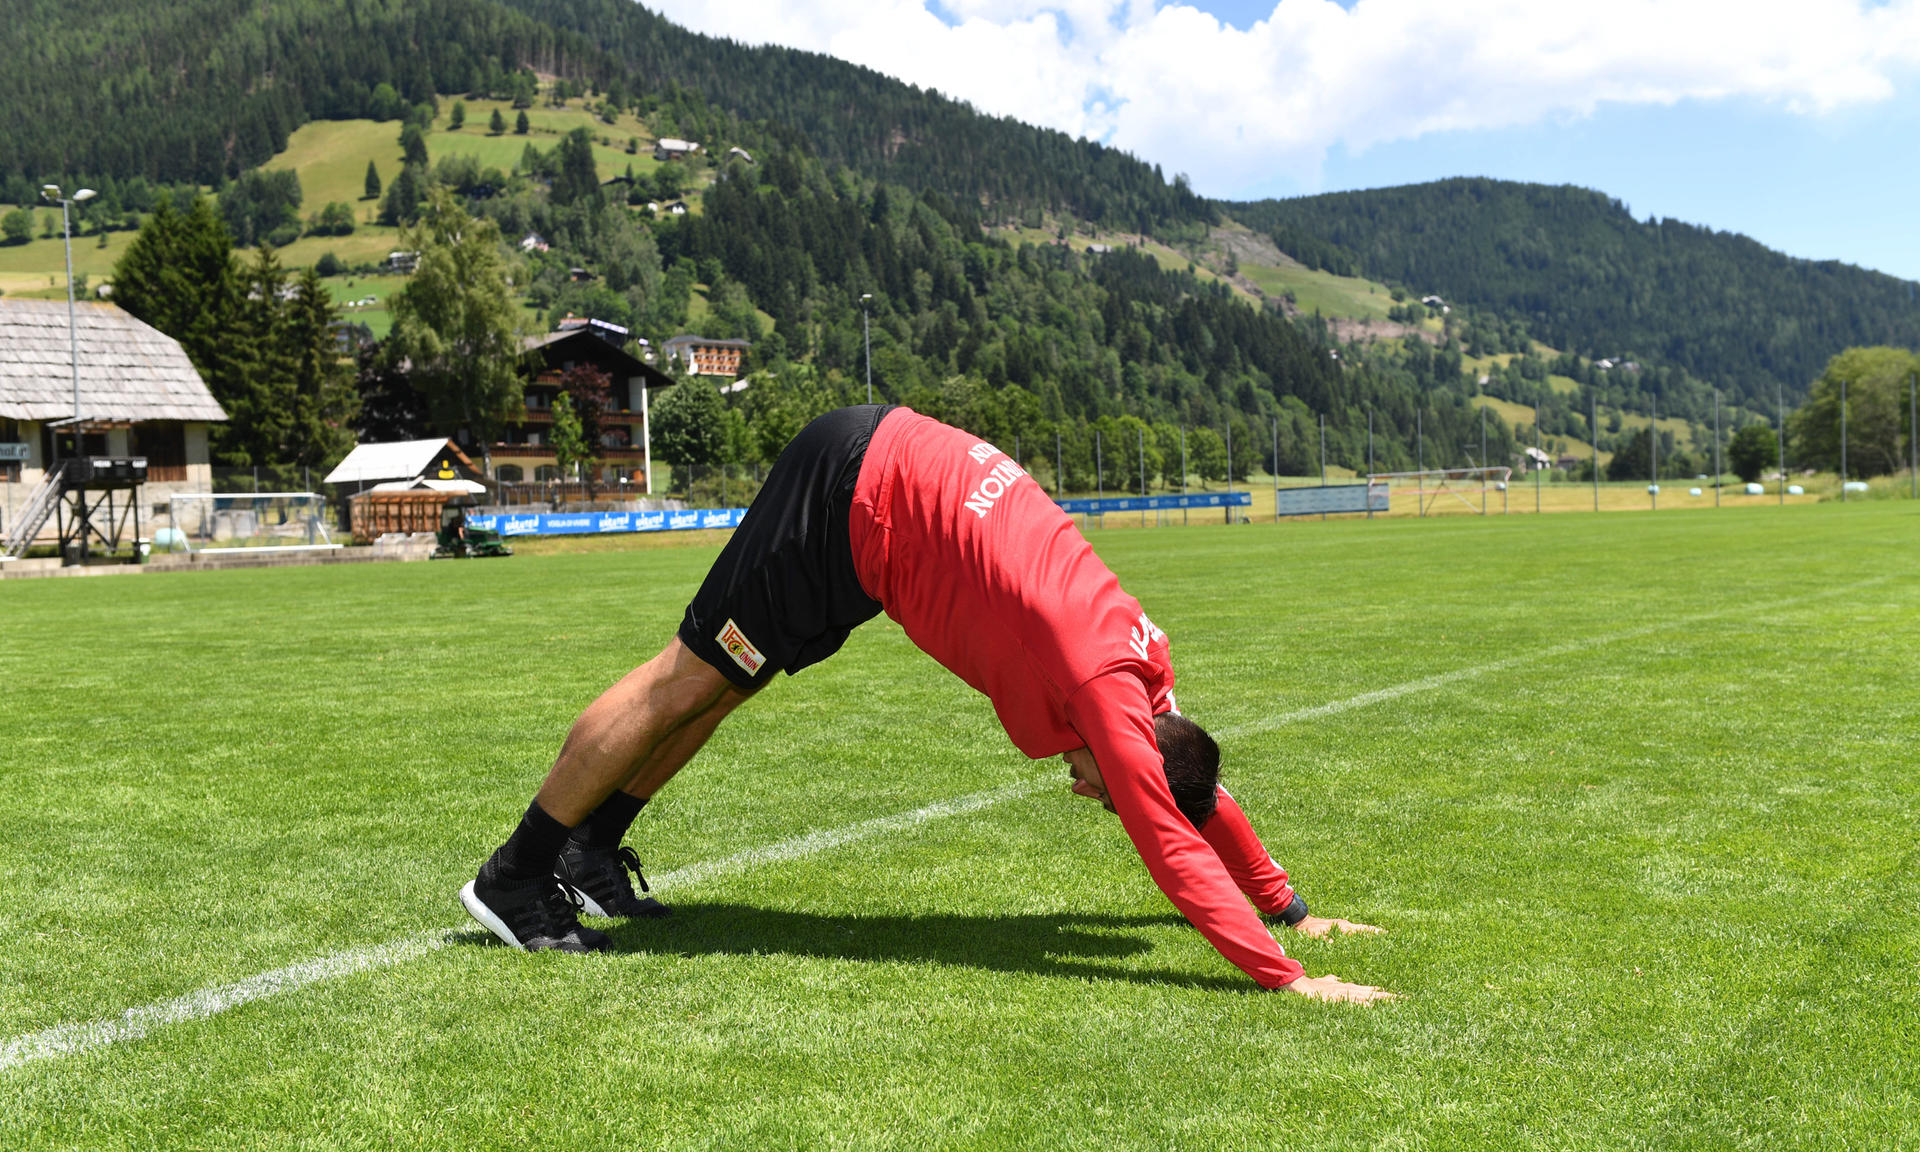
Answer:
[{"left": 461, "top": 405, "right": 1393, "bottom": 1003}]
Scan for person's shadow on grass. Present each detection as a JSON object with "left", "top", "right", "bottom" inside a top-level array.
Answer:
[{"left": 579, "top": 902, "right": 1256, "bottom": 992}]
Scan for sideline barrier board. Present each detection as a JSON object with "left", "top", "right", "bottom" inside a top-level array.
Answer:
[
  {"left": 468, "top": 508, "right": 747, "bottom": 537},
  {"left": 1273, "top": 483, "right": 1389, "bottom": 517},
  {"left": 1056, "top": 492, "right": 1252, "bottom": 514}
]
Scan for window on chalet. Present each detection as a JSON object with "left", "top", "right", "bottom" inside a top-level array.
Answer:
[{"left": 132, "top": 422, "right": 188, "bottom": 483}]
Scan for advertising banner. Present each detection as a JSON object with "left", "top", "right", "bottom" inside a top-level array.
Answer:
[
  {"left": 1055, "top": 491, "right": 1253, "bottom": 515},
  {"left": 468, "top": 508, "right": 746, "bottom": 537},
  {"left": 1272, "top": 484, "right": 1389, "bottom": 517}
]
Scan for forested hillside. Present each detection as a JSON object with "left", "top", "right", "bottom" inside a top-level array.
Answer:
[
  {"left": 498, "top": 0, "right": 1210, "bottom": 233},
  {"left": 361, "top": 139, "right": 1505, "bottom": 482},
  {"left": 1230, "top": 179, "right": 1920, "bottom": 408},
  {"left": 670, "top": 153, "right": 1496, "bottom": 476},
  {"left": 1, "top": 0, "right": 1206, "bottom": 233}
]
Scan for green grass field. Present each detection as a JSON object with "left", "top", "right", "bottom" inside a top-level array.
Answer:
[{"left": 3, "top": 506, "right": 1917, "bottom": 1148}]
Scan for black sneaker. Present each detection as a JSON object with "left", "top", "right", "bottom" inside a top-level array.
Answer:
[
  {"left": 459, "top": 862, "right": 612, "bottom": 953},
  {"left": 555, "top": 843, "right": 671, "bottom": 919}
]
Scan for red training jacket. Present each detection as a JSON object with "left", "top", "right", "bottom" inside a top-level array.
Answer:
[{"left": 848, "top": 408, "right": 1305, "bottom": 988}]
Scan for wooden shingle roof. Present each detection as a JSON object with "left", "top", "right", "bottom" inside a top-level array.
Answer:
[{"left": 0, "top": 299, "right": 227, "bottom": 422}]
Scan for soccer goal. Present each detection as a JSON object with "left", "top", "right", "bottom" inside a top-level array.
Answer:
[
  {"left": 163, "top": 493, "right": 340, "bottom": 554},
  {"left": 1367, "top": 467, "right": 1513, "bottom": 517}
]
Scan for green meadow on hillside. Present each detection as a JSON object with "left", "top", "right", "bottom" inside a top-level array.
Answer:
[
  {"left": 0, "top": 99, "right": 683, "bottom": 302},
  {"left": 260, "top": 101, "right": 655, "bottom": 212}
]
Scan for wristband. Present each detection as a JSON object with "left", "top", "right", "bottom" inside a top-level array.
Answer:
[{"left": 1275, "top": 893, "right": 1310, "bottom": 927}]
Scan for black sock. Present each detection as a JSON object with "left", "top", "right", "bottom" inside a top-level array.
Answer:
[
  {"left": 486, "top": 799, "right": 574, "bottom": 883},
  {"left": 570, "top": 792, "right": 647, "bottom": 849}
]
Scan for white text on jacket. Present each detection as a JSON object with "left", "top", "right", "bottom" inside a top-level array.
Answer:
[{"left": 962, "top": 456, "right": 1029, "bottom": 518}]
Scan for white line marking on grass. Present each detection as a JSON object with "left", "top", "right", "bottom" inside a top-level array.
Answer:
[
  {"left": 1213, "top": 574, "right": 1899, "bottom": 739},
  {"left": 0, "top": 931, "right": 454, "bottom": 1073},
  {"left": 8, "top": 574, "right": 1898, "bottom": 1070},
  {"left": 0, "top": 778, "right": 1052, "bottom": 1074}
]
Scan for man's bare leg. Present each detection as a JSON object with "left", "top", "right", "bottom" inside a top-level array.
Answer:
[
  {"left": 610, "top": 681, "right": 755, "bottom": 804},
  {"left": 461, "top": 637, "right": 755, "bottom": 950},
  {"left": 544, "top": 686, "right": 755, "bottom": 920},
  {"left": 534, "top": 636, "right": 751, "bottom": 824}
]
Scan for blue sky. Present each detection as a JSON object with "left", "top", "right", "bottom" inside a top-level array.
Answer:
[{"left": 651, "top": 0, "right": 1920, "bottom": 280}]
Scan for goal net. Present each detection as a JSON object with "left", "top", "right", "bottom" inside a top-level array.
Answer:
[
  {"left": 1367, "top": 467, "right": 1513, "bottom": 517},
  {"left": 163, "top": 493, "right": 339, "bottom": 553}
]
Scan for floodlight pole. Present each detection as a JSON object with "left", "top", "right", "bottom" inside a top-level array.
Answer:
[
  {"left": 1138, "top": 425, "right": 1146, "bottom": 528},
  {"left": 61, "top": 198, "right": 79, "bottom": 429},
  {"left": 1416, "top": 408, "right": 1424, "bottom": 517},
  {"left": 1911, "top": 371, "right": 1917, "bottom": 500},
  {"left": 1480, "top": 406, "right": 1487, "bottom": 515},
  {"left": 1095, "top": 428, "right": 1103, "bottom": 528},
  {"left": 1535, "top": 421, "right": 1541, "bottom": 514},
  {"left": 1272, "top": 417, "right": 1279, "bottom": 524},
  {"left": 1366, "top": 407, "right": 1374, "bottom": 520},
  {"left": 1713, "top": 389, "right": 1721, "bottom": 508},
  {"left": 1225, "top": 422, "right": 1233, "bottom": 524},
  {"left": 42, "top": 184, "right": 96, "bottom": 448},
  {"left": 1055, "top": 431, "right": 1063, "bottom": 499},
  {"left": 1650, "top": 390, "right": 1658, "bottom": 511},
  {"left": 860, "top": 293, "right": 873, "bottom": 405},
  {"left": 1319, "top": 413, "right": 1327, "bottom": 522},
  {"left": 1181, "top": 427, "right": 1188, "bottom": 525},
  {"left": 1777, "top": 381, "right": 1786, "bottom": 506},
  {"left": 1840, "top": 377, "right": 1848, "bottom": 500},
  {"left": 640, "top": 383, "right": 652, "bottom": 495},
  {"left": 1591, "top": 391, "right": 1599, "bottom": 512}
]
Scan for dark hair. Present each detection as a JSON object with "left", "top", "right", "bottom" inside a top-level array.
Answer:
[{"left": 1155, "top": 712, "right": 1220, "bottom": 830}]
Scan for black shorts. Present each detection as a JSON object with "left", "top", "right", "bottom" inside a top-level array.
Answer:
[{"left": 678, "top": 405, "right": 895, "bottom": 690}]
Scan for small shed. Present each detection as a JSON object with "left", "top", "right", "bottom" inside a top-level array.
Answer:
[{"left": 325, "top": 439, "right": 489, "bottom": 542}]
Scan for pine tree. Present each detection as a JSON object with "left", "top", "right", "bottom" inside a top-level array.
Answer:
[
  {"left": 549, "top": 128, "right": 602, "bottom": 208},
  {"left": 514, "top": 109, "right": 530, "bottom": 135},
  {"left": 448, "top": 100, "right": 466, "bottom": 131},
  {"left": 221, "top": 245, "right": 298, "bottom": 469},
  {"left": 284, "top": 265, "right": 360, "bottom": 470},
  {"left": 399, "top": 123, "right": 429, "bottom": 168},
  {"left": 489, "top": 108, "right": 506, "bottom": 135},
  {"left": 110, "top": 194, "right": 241, "bottom": 410},
  {"left": 378, "top": 165, "right": 423, "bottom": 226},
  {"left": 363, "top": 160, "right": 381, "bottom": 201}
]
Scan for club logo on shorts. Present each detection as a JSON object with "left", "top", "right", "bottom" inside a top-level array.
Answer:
[{"left": 716, "top": 618, "right": 766, "bottom": 676}]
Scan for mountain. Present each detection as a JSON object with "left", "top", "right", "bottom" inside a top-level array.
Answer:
[
  {"left": 1227, "top": 179, "right": 1920, "bottom": 409},
  {"left": 0, "top": 0, "right": 1207, "bottom": 234}
]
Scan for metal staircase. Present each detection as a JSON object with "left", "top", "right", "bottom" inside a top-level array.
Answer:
[{"left": 3, "top": 460, "right": 66, "bottom": 560}]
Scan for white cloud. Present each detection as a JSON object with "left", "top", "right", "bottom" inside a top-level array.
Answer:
[{"left": 643, "top": 0, "right": 1920, "bottom": 195}]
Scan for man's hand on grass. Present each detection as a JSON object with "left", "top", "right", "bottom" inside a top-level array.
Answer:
[
  {"left": 1282, "top": 974, "right": 1398, "bottom": 1004},
  {"left": 1291, "top": 914, "right": 1385, "bottom": 938}
]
